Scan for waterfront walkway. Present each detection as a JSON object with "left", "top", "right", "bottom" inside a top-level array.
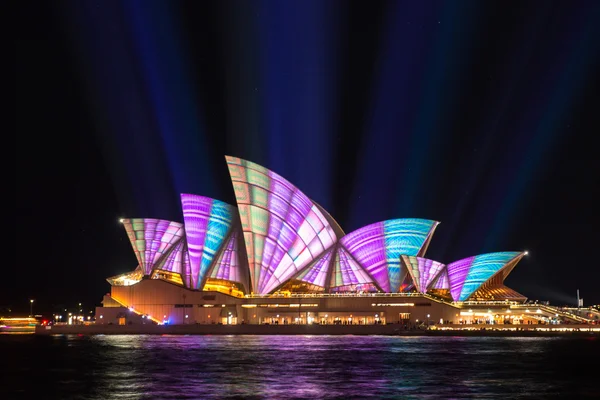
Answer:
[{"left": 35, "top": 323, "right": 599, "bottom": 336}]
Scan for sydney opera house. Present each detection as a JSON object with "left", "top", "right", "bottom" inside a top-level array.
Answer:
[{"left": 96, "top": 156, "right": 534, "bottom": 327}]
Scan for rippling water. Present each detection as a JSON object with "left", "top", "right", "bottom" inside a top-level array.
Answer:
[{"left": 2, "top": 335, "right": 598, "bottom": 399}]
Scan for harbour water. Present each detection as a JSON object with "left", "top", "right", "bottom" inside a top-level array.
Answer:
[{"left": 2, "top": 335, "right": 598, "bottom": 399}]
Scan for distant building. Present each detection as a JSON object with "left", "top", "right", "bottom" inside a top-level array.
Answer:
[{"left": 97, "top": 156, "right": 542, "bottom": 326}]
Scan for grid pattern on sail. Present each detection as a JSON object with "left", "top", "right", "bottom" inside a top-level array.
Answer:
[
  {"left": 181, "top": 194, "right": 235, "bottom": 290},
  {"left": 339, "top": 219, "right": 439, "bottom": 292},
  {"left": 122, "top": 218, "right": 185, "bottom": 276},
  {"left": 226, "top": 156, "right": 337, "bottom": 294},
  {"left": 447, "top": 252, "right": 523, "bottom": 301}
]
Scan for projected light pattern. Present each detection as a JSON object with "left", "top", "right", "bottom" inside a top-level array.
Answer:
[
  {"left": 209, "top": 230, "right": 245, "bottom": 287},
  {"left": 296, "top": 247, "right": 334, "bottom": 288},
  {"left": 122, "top": 218, "right": 186, "bottom": 275},
  {"left": 339, "top": 219, "right": 439, "bottom": 292},
  {"left": 181, "top": 194, "right": 235, "bottom": 289},
  {"left": 401, "top": 256, "right": 446, "bottom": 293},
  {"left": 226, "top": 156, "right": 337, "bottom": 294},
  {"left": 330, "top": 246, "right": 374, "bottom": 289},
  {"left": 114, "top": 158, "right": 527, "bottom": 298},
  {"left": 152, "top": 239, "right": 192, "bottom": 287},
  {"left": 431, "top": 268, "right": 450, "bottom": 290},
  {"left": 155, "top": 239, "right": 183, "bottom": 273},
  {"left": 447, "top": 252, "right": 522, "bottom": 301},
  {"left": 181, "top": 246, "right": 191, "bottom": 287}
]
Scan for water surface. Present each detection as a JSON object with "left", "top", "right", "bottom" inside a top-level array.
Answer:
[{"left": 2, "top": 335, "right": 598, "bottom": 399}]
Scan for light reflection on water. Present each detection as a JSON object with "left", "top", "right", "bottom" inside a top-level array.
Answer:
[{"left": 2, "top": 335, "right": 598, "bottom": 399}]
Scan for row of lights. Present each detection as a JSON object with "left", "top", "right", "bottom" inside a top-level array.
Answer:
[
  {"left": 467, "top": 310, "right": 546, "bottom": 315},
  {"left": 270, "top": 313, "right": 382, "bottom": 319},
  {"left": 30, "top": 299, "right": 90, "bottom": 320}
]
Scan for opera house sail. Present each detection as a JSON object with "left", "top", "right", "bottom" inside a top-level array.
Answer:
[{"left": 100, "top": 156, "right": 531, "bottom": 326}]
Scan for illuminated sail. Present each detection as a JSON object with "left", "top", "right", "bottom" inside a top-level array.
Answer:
[
  {"left": 181, "top": 194, "right": 235, "bottom": 289},
  {"left": 339, "top": 219, "right": 439, "bottom": 292},
  {"left": 401, "top": 256, "right": 446, "bottom": 293},
  {"left": 226, "top": 156, "right": 338, "bottom": 294},
  {"left": 446, "top": 252, "right": 525, "bottom": 301},
  {"left": 121, "top": 218, "right": 185, "bottom": 275}
]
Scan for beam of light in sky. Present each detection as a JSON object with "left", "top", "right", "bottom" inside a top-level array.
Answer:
[
  {"left": 482, "top": 10, "right": 599, "bottom": 251},
  {"left": 433, "top": 6, "right": 549, "bottom": 261},
  {"left": 257, "top": 0, "right": 339, "bottom": 211},
  {"left": 346, "top": 2, "right": 435, "bottom": 230},
  {"left": 123, "top": 0, "right": 215, "bottom": 198},
  {"left": 395, "top": 2, "right": 481, "bottom": 217}
]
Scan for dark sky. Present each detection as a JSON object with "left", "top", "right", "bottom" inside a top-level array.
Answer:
[{"left": 14, "top": 1, "right": 600, "bottom": 315}]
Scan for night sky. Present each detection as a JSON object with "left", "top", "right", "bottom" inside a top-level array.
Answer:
[{"left": 14, "top": 1, "right": 600, "bottom": 315}]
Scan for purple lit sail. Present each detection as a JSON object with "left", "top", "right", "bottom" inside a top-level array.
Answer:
[
  {"left": 122, "top": 218, "right": 185, "bottom": 275},
  {"left": 112, "top": 156, "right": 530, "bottom": 300},
  {"left": 431, "top": 268, "right": 449, "bottom": 290},
  {"left": 226, "top": 156, "right": 338, "bottom": 294},
  {"left": 339, "top": 219, "right": 439, "bottom": 292},
  {"left": 209, "top": 229, "right": 248, "bottom": 289},
  {"left": 296, "top": 247, "right": 334, "bottom": 288},
  {"left": 153, "top": 239, "right": 193, "bottom": 288},
  {"left": 155, "top": 239, "right": 184, "bottom": 274},
  {"left": 181, "top": 194, "right": 235, "bottom": 290},
  {"left": 400, "top": 256, "right": 446, "bottom": 293},
  {"left": 181, "top": 245, "right": 192, "bottom": 288},
  {"left": 330, "top": 246, "right": 373, "bottom": 289},
  {"left": 446, "top": 252, "right": 524, "bottom": 301}
]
